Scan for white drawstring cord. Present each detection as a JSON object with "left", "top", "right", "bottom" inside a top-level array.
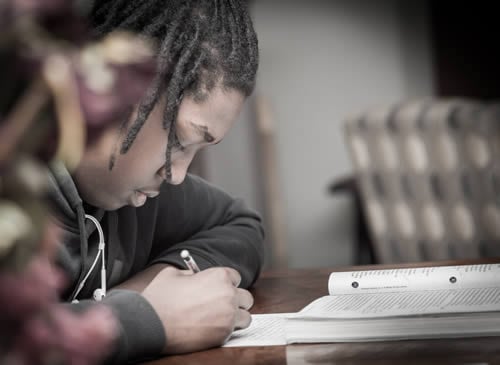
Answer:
[{"left": 71, "top": 214, "right": 107, "bottom": 302}]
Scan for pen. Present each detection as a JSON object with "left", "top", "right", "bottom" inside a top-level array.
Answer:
[{"left": 180, "top": 249, "right": 201, "bottom": 273}]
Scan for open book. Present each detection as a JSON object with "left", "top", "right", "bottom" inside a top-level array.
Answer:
[{"left": 224, "top": 264, "right": 500, "bottom": 347}]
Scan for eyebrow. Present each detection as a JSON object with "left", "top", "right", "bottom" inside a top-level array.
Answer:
[{"left": 189, "top": 121, "right": 217, "bottom": 144}]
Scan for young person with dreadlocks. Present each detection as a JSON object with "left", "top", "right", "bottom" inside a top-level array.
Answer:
[{"left": 48, "top": 0, "right": 263, "bottom": 363}]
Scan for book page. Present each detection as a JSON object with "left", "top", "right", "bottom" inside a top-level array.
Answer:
[
  {"left": 328, "top": 264, "right": 500, "bottom": 295},
  {"left": 298, "top": 286, "right": 500, "bottom": 318},
  {"left": 223, "top": 313, "right": 290, "bottom": 347}
]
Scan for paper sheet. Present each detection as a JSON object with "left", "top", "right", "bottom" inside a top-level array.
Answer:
[{"left": 223, "top": 313, "right": 291, "bottom": 347}]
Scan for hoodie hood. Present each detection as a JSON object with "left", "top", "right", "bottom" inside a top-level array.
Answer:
[
  {"left": 48, "top": 161, "right": 82, "bottom": 222},
  {"left": 47, "top": 160, "right": 104, "bottom": 300}
]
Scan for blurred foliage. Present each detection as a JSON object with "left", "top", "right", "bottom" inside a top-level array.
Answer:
[{"left": 0, "top": 0, "right": 156, "bottom": 363}]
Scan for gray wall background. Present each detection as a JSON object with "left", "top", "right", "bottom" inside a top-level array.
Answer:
[{"left": 202, "top": 0, "right": 435, "bottom": 269}]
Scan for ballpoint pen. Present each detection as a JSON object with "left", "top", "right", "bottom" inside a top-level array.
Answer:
[{"left": 180, "top": 249, "right": 201, "bottom": 273}]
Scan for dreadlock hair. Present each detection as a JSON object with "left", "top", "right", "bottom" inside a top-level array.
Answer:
[{"left": 90, "top": 0, "right": 259, "bottom": 180}]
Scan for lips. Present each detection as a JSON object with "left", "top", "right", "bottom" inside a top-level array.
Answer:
[{"left": 137, "top": 190, "right": 160, "bottom": 198}]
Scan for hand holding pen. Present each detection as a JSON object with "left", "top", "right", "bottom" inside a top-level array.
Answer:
[
  {"left": 139, "top": 249, "right": 254, "bottom": 353},
  {"left": 181, "top": 249, "right": 200, "bottom": 273}
]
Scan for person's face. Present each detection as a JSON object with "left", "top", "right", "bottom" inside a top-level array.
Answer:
[{"left": 73, "top": 86, "right": 245, "bottom": 210}]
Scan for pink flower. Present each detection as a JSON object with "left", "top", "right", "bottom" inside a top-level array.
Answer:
[{"left": 74, "top": 32, "right": 156, "bottom": 145}]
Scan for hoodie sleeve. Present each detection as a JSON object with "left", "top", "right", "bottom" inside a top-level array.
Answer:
[
  {"left": 68, "top": 290, "right": 165, "bottom": 364},
  {"left": 148, "top": 174, "right": 265, "bottom": 288}
]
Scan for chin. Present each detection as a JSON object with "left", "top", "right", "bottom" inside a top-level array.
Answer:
[
  {"left": 106, "top": 201, "right": 127, "bottom": 211},
  {"left": 91, "top": 197, "right": 126, "bottom": 211},
  {"left": 77, "top": 185, "right": 126, "bottom": 211}
]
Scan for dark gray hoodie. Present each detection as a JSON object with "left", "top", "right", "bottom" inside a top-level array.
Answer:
[{"left": 47, "top": 161, "right": 265, "bottom": 364}]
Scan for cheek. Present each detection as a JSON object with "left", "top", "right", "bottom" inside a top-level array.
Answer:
[
  {"left": 116, "top": 135, "right": 168, "bottom": 185},
  {"left": 105, "top": 165, "right": 136, "bottom": 194},
  {"left": 111, "top": 152, "right": 160, "bottom": 191},
  {"left": 173, "top": 145, "right": 200, "bottom": 164}
]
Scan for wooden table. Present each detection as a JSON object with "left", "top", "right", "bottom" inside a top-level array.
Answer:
[{"left": 144, "top": 259, "right": 500, "bottom": 365}]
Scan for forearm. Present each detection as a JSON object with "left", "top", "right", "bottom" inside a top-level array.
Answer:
[
  {"left": 152, "top": 175, "right": 266, "bottom": 288},
  {"left": 151, "top": 223, "right": 264, "bottom": 288},
  {"left": 111, "top": 264, "right": 169, "bottom": 293}
]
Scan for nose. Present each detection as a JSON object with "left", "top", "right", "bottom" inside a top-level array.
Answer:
[
  {"left": 158, "top": 155, "right": 194, "bottom": 185},
  {"left": 169, "top": 161, "right": 189, "bottom": 185}
]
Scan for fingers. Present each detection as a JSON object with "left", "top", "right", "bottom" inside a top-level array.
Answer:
[
  {"left": 234, "top": 308, "right": 252, "bottom": 330},
  {"left": 233, "top": 289, "right": 253, "bottom": 330},
  {"left": 177, "top": 269, "right": 194, "bottom": 276},
  {"left": 236, "top": 288, "right": 254, "bottom": 310},
  {"left": 224, "top": 267, "right": 241, "bottom": 287},
  {"left": 202, "top": 267, "right": 241, "bottom": 287}
]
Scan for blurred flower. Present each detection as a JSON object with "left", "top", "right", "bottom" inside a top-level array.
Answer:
[
  {"left": 0, "top": 1, "right": 154, "bottom": 363},
  {"left": 75, "top": 32, "right": 156, "bottom": 144},
  {"left": 1, "top": 0, "right": 87, "bottom": 44},
  {"left": 7, "top": 281, "right": 118, "bottom": 365},
  {"left": 9, "top": 0, "right": 70, "bottom": 17},
  {"left": 41, "top": 31, "right": 156, "bottom": 168},
  {"left": 0, "top": 200, "right": 32, "bottom": 259},
  {"left": 0, "top": 157, "right": 49, "bottom": 269},
  {"left": 0, "top": 255, "right": 64, "bottom": 319}
]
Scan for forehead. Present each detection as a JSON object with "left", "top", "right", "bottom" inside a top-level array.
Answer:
[{"left": 177, "top": 87, "right": 246, "bottom": 139}]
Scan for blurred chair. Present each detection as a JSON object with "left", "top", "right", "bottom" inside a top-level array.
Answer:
[
  {"left": 340, "top": 99, "right": 500, "bottom": 264},
  {"left": 328, "top": 175, "right": 376, "bottom": 265}
]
